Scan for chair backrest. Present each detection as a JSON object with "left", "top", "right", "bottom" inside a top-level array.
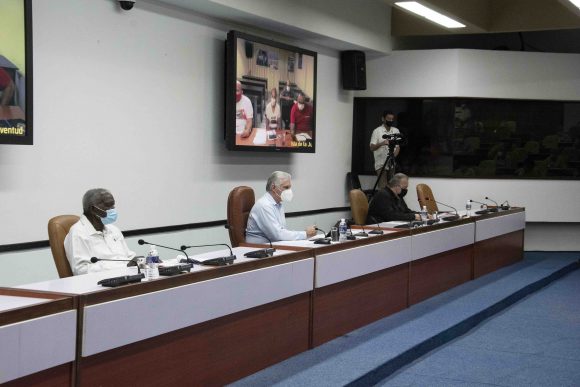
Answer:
[
  {"left": 416, "top": 184, "right": 438, "bottom": 213},
  {"left": 226, "top": 186, "right": 256, "bottom": 247},
  {"left": 47, "top": 215, "right": 79, "bottom": 278},
  {"left": 349, "top": 189, "right": 369, "bottom": 225},
  {"left": 346, "top": 172, "right": 362, "bottom": 191}
]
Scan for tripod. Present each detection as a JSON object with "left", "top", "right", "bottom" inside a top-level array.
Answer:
[{"left": 370, "top": 144, "right": 397, "bottom": 198}]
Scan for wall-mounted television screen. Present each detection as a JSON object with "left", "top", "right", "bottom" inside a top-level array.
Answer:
[{"left": 225, "top": 30, "right": 317, "bottom": 153}]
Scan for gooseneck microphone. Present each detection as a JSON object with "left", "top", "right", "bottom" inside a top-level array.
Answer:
[
  {"left": 369, "top": 220, "right": 384, "bottom": 235},
  {"left": 137, "top": 239, "right": 199, "bottom": 264},
  {"left": 434, "top": 200, "right": 459, "bottom": 221},
  {"left": 314, "top": 227, "right": 327, "bottom": 237},
  {"left": 500, "top": 200, "right": 511, "bottom": 210},
  {"left": 180, "top": 243, "right": 236, "bottom": 266},
  {"left": 225, "top": 224, "right": 276, "bottom": 259},
  {"left": 350, "top": 224, "right": 369, "bottom": 238},
  {"left": 484, "top": 196, "right": 500, "bottom": 212},
  {"left": 90, "top": 256, "right": 144, "bottom": 273},
  {"left": 469, "top": 199, "right": 498, "bottom": 215}
]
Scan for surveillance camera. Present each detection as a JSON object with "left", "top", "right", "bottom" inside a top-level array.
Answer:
[{"left": 119, "top": 0, "right": 135, "bottom": 11}]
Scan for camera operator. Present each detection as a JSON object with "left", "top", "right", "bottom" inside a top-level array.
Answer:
[{"left": 370, "top": 110, "right": 401, "bottom": 189}]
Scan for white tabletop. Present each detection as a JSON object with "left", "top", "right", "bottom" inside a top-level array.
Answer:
[
  {"left": 272, "top": 232, "right": 391, "bottom": 248},
  {"left": 17, "top": 247, "right": 299, "bottom": 295}
]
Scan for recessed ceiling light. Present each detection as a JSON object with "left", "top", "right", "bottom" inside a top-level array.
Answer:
[{"left": 395, "top": 1, "right": 466, "bottom": 29}]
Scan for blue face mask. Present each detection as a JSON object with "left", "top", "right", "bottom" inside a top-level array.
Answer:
[{"left": 100, "top": 208, "right": 118, "bottom": 225}]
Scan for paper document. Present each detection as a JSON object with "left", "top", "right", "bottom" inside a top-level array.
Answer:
[
  {"left": 253, "top": 129, "right": 267, "bottom": 145},
  {"left": 295, "top": 133, "right": 312, "bottom": 141}
]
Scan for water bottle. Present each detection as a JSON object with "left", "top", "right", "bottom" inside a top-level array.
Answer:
[
  {"left": 338, "top": 219, "right": 348, "bottom": 242},
  {"left": 465, "top": 200, "right": 472, "bottom": 217},
  {"left": 420, "top": 206, "right": 428, "bottom": 225},
  {"left": 146, "top": 245, "right": 160, "bottom": 280}
]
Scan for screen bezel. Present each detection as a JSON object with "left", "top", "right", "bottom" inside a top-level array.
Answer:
[
  {"left": 0, "top": 0, "right": 33, "bottom": 145},
  {"left": 225, "top": 30, "right": 317, "bottom": 153}
]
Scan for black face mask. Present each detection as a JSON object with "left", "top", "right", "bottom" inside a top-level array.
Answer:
[
  {"left": 384, "top": 121, "right": 394, "bottom": 127},
  {"left": 400, "top": 188, "right": 408, "bottom": 197}
]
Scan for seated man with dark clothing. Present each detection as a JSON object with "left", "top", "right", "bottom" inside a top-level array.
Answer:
[
  {"left": 368, "top": 176, "right": 421, "bottom": 223},
  {"left": 394, "top": 172, "right": 415, "bottom": 214}
]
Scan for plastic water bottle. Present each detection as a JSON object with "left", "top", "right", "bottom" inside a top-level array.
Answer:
[
  {"left": 338, "top": 219, "right": 348, "bottom": 242},
  {"left": 420, "top": 206, "right": 428, "bottom": 225},
  {"left": 465, "top": 200, "right": 472, "bottom": 217},
  {"left": 146, "top": 245, "right": 160, "bottom": 280}
]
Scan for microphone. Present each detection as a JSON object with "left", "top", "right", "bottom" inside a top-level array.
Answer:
[
  {"left": 469, "top": 199, "right": 491, "bottom": 215},
  {"left": 314, "top": 226, "right": 328, "bottom": 237},
  {"left": 90, "top": 256, "right": 144, "bottom": 274},
  {"left": 369, "top": 219, "right": 384, "bottom": 235},
  {"left": 137, "top": 239, "right": 200, "bottom": 264},
  {"left": 180, "top": 243, "right": 236, "bottom": 266},
  {"left": 484, "top": 196, "right": 500, "bottom": 212},
  {"left": 345, "top": 225, "right": 357, "bottom": 240},
  {"left": 434, "top": 200, "right": 459, "bottom": 221},
  {"left": 312, "top": 226, "right": 332, "bottom": 243},
  {"left": 350, "top": 224, "right": 368, "bottom": 238},
  {"left": 224, "top": 224, "right": 276, "bottom": 259}
]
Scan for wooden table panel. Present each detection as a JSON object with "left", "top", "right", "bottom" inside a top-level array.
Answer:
[
  {"left": 2, "top": 363, "right": 72, "bottom": 387},
  {"left": 409, "top": 244, "right": 473, "bottom": 305},
  {"left": 312, "top": 264, "right": 408, "bottom": 347},
  {"left": 474, "top": 230, "right": 525, "bottom": 278},
  {"left": 79, "top": 292, "right": 311, "bottom": 387}
]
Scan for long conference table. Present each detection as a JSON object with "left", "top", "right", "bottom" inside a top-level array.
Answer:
[{"left": 0, "top": 208, "right": 525, "bottom": 386}]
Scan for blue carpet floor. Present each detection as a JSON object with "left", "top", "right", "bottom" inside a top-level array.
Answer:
[
  {"left": 379, "top": 262, "right": 580, "bottom": 387},
  {"left": 231, "top": 253, "right": 579, "bottom": 387}
]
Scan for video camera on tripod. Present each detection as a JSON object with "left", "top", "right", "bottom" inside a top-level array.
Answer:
[{"left": 382, "top": 133, "right": 404, "bottom": 148}]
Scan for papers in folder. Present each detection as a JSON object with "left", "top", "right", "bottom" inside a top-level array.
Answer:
[
  {"left": 295, "top": 133, "right": 312, "bottom": 141},
  {"left": 253, "top": 129, "right": 267, "bottom": 145}
]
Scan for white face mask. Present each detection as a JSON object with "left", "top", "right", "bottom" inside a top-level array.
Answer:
[
  {"left": 298, "top": 103, "right": 305, "bottom": 111},
  {"left": 280, "top": 188, "right": 293, "bottom": 202}
]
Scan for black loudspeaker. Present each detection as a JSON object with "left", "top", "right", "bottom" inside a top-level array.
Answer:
[
  {"left": 245, "top": 41, "right": 254, "bottom": 59},
  {"left": 341, "top": 50, "right": 366, "bottom": 90}
]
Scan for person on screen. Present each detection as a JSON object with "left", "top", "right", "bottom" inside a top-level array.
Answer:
[
  {"left": 265, "top": 88, "right": 281, "bottom": 130},
  {"left": 290, "top": 93, "right": 313, "bottom": 138},
  {"left": 236, "top": 80, "right": 253, "bottom": 138},
  {"left": 246, "top": 171, "right": 317, "bottom": 244},
  {"left": 280, "top": 80, "right": 294, "bottom": 129},
  {"left": 64, "top": 188, "right": 136, "bottom": 275},
  {"left": 0, "top": 68, "right": 15, "bottom": 106},
  {"left": 370, "top": 111, "right": 401, "bottom": 189},
  {"left": 367, "top": 176, "right": 420, "bottom": 223}
]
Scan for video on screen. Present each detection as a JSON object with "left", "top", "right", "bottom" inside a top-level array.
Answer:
[{"left": 225, "top": 31, "right": 317, "bottom": 153}]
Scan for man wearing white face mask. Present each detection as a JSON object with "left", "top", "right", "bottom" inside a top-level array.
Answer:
[
  {"left": 245, "top": 171, "right": 316, "bottom": 244},
  {"left": 290, "top": 93, "right": 313, "bottom": 139},
  {"left": 64, "top": 188, "right": 136, "bottom": 275}
]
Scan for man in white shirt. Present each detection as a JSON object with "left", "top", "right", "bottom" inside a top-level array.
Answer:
[
  {"left": 64, "top": 188, "right": 136, "bottom": 275},
  {"left": 236, "top": 80, "right": 254, "bottom": 138},
  {"left": 264, "top": 88, "right": 281, "bottom": 130},
  {"left": 370, "top": 110, "right": 401, "bottom": 189},
  {"left": 246, "top": 171, "right": 317, "bottom": 244}
]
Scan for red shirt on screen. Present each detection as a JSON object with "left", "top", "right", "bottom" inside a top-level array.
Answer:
[
  {"left": 0, "top": 68, "right": 12, "bottom": 88},
  {"left": 290, "top": 103, "right": 313, "bottom": 133}
]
